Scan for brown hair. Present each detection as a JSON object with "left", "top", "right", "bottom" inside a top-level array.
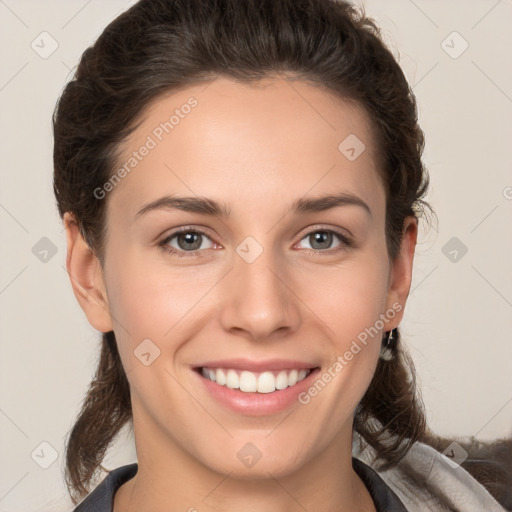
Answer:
[{"left": 53, "top": 0, "right": 460, "bottom": 504}]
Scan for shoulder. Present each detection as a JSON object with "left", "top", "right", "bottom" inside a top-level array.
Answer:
[
  {"left": 72, "top": 463, "right": 138, "bottom": 512},
  {"left": 353, "top": 434, "right": 508, "bottom": 512}
]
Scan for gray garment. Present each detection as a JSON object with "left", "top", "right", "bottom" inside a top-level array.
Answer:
[{"left": 353, "top": 433, "right": 507, "bottom": 512}]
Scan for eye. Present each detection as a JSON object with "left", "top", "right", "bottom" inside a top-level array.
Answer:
[
  {"left": 160, "top": 228, "right": 215, "bottom": 257},
  {"left": 296, "top": 229, "right": 351, "bottom": 253},
  {"left": 159, "top": 226, "right": 352, "bottom": 258}
]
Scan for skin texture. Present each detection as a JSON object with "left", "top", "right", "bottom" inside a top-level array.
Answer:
[{"left": 64, "top": 77, "right": 417, "bottom": 512}]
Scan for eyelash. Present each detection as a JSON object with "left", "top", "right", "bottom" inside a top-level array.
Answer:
[{"left": 159, "top": 226, "right": 353, "bottom": 259}]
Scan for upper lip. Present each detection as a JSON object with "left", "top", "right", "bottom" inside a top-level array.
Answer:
[{"left": 194, "top": 358, "right": 319, "bottom": 372}]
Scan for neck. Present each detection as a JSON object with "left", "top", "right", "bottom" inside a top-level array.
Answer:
[
  {"left": 115, "top": 467, "right": 375, "bottom": 512},
  {"left": 113, "top": 424, "right": 376, "bottom": 512}
]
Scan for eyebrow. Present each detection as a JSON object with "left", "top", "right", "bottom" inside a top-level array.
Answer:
[{"left": 135, "top": 192, "right": 371, "bottom": 218}]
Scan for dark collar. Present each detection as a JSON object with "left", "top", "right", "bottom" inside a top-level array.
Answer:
[
  {"left": 353, "top": 457, "right": 408, "bottom": 511},
  {"left": 73, "top": 463, "right": 138, "bottom": 512},
  {"left": 74, "top": 459, "right": 407, "bottom": 511}
]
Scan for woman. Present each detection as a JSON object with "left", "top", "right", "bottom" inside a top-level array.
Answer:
[{"left": 53, "top": 0, "right": 509, "bottom": 510}]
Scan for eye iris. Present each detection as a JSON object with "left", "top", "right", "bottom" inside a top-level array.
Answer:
[
  {"left": 310, "top": 231, "right": 333, "bottom": 250},
  {"left": 172, "top": 231, "right": 337, "bottom": 252},
  {"left": 177, "top": 232, "right": 202, "bottom": 251}
]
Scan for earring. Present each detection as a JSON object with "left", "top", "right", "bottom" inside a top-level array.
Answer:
[{"left": 379, "top": 328, "right": 397, "bottom": 361}]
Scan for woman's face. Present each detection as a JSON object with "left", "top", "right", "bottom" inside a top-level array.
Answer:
[{"left": 71, "top": 76, "right": 416, "bottom": 479}]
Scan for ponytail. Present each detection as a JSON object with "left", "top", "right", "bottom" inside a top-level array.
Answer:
[
  {"left": 64, "top": 331, "right": 131, "bottom": 504},
  {"left": 354, "top": 328, "right": 429, "bottom": 469}
]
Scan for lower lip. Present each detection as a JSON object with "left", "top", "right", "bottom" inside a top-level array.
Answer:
[{"left": 193, "top": 368, "right": 320, "bottom": 416}]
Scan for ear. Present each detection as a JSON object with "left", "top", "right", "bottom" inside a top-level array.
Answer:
[
  {"left": 385, "top": 216, "right": 418, "bottom": 328},
  {"left": 63, "top": 213, "right": 113, "bottom": 333}
]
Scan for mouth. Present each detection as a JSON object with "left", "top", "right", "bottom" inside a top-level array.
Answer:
[
  {"left": 191, "top": 358, "right": 321, "bottom": 415},
  {"left": 195, "top": 366, "right": 315, "bottom": 394}
]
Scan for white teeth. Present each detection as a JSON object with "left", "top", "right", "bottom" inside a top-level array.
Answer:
[
  {"left": 226, "top": 369, "right": 239, "bottom": 389},
  {"left": 240, "top": 371, "right": 257, "bottom": 392},
  {"left": 201, "top": 367, "right": 312, "bottom": 393},
  {"left": 216, "top": 368, "right": 227, "bottom": 386},
  {"left": 275, "top": 370, "right": 289, "bottom": 390},
  {"left": 257, "top": 371, "right": 275, "bottom": 393}
]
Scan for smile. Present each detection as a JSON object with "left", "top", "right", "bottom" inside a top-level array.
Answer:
[
  {"left": 192, "top": 358, "right": 320, "bottom": 415},
  {"left": 199, "top": 367, "right": 312, "bottom": 393}
]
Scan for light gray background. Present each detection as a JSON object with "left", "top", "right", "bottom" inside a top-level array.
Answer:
[{"left": 1, "top": 0, "right": 511, "bottom": 510}]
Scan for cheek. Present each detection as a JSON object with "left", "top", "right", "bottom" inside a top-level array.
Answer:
[
  {"left": 104, "top": 246, "right": 207, "bottom": 336},
  {"left": 298, "top": 252, "right": 391, "bottom": 341},
  {"left": 285, "top": 257, "right": 391, "bottom": 450},
  {"left": 292, "top": 247, "right": 391, "bottom": 411},
  {"left": 102, "top": 246, "right": 214, "bottom": 387},
  {"left": 102, "top": 252, "right": 205, "bottom": 414}
]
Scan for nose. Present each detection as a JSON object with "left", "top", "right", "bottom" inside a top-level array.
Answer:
[{"left": 218, "top": 245, "right": 301, "bottom": 341}]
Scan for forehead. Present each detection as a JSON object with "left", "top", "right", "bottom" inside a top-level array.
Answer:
[{"left": 109, "top": 76, "right": 384, "bottom": 219}]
